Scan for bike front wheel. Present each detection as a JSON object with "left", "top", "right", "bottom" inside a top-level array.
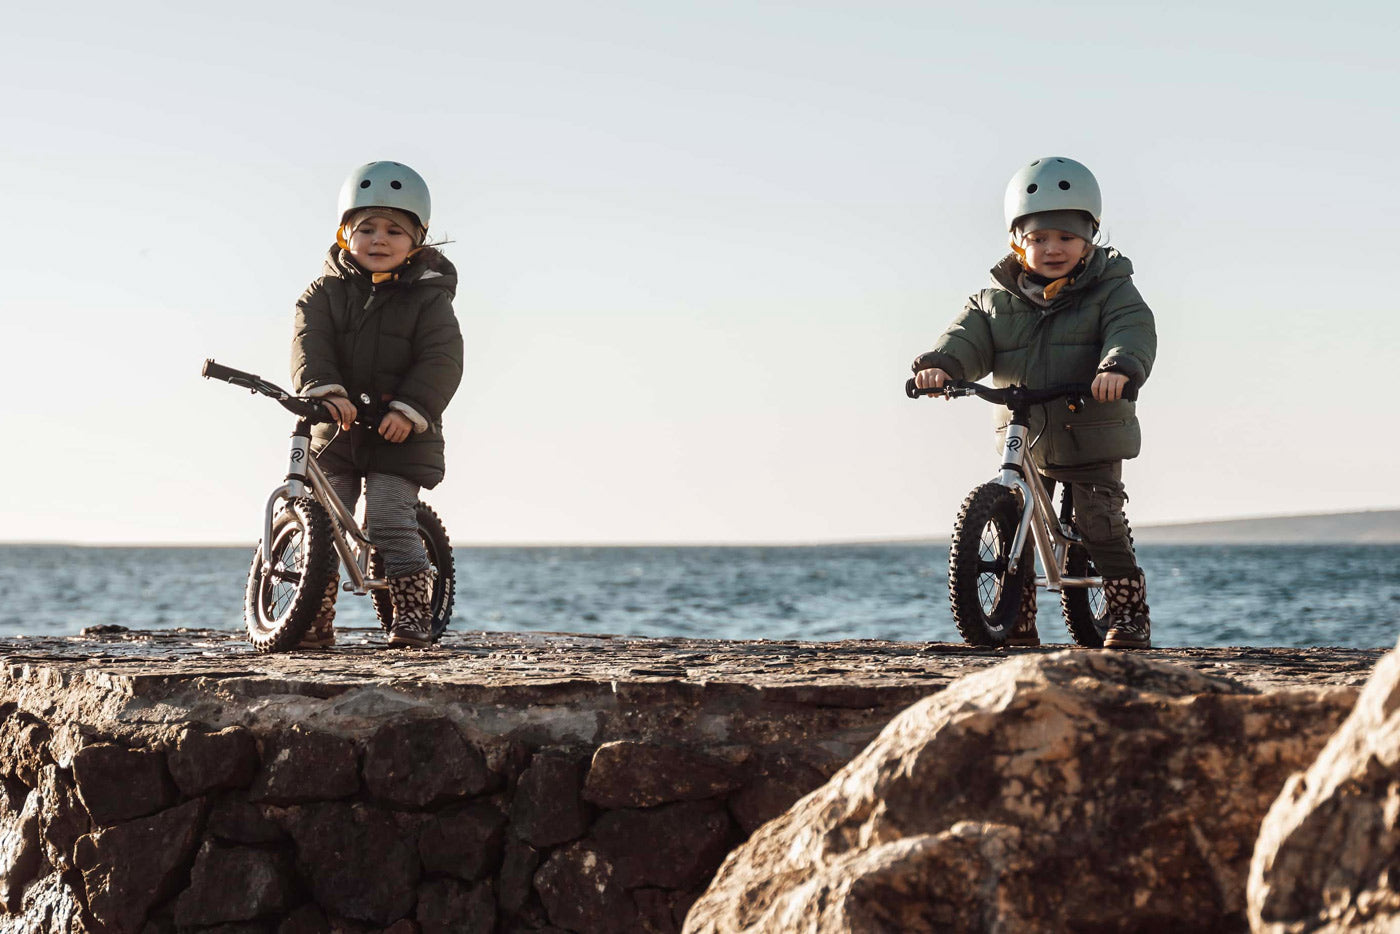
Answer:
[
  {"left": 244, "top": 498, "right": 338, "bottom": 653},
  {"left": 370, "top": 501, "right": 456, "bottom": 642},
  {"left": 948, "top": 483, "right": 1029, "bottom": 647}
]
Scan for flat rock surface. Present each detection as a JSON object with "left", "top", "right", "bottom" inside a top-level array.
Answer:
[{"left": 0, "top": 627, "right": 1382, "bottom": 693}]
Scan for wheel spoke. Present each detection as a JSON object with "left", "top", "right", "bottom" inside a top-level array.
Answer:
[{"left": 260, "top": 525, "right": 308, "bottom": 625}]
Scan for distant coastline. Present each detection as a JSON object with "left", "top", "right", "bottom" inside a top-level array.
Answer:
[{"left": 1132, "top": 509, "right": 1400, "bottom": 545}]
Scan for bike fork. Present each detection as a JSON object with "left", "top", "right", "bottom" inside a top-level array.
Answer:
[
  {"left": 259, "top": 421, "right": 313, "bottom": 577},
  {"left": 996, "top": 423, "right": 1038, "bottom": 579}
]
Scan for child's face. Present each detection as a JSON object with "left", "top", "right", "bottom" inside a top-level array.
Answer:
[
  {"left": 1021, "top": 229, "right": 1090, "bottom": 278},
  {"left": 346, "top": 215, "right": 415, "bottom": 273}
]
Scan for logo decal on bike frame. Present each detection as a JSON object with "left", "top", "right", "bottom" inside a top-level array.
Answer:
[
  {"left": 290, "top": 450, "right": 305, "bottom": 463},
  {"left": 1005, "top": 437, "right": 1022, "bottom": 451}
]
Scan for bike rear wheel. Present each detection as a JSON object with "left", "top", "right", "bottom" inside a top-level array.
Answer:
[
  {"left": 949, "top": 483, "right": 1028, "bottom": 646},
  {"left": 244, "top": 498, "right": 338, "bottom": 653},
  {"left": 1061, "top": 543, "right": 1110, "bottom": 647},
  {"left": 370, "top": 501, "right": 456, "bottom": 641},
  {"left": 1060, "top": 518, "right": 1133, "bottom": 647}
]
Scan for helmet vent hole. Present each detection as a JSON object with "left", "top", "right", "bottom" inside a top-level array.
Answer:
[
  {"left": 1030, "top": 159, "right": 1040, "bottom": 166},
  {"left": 390, "top": 180, "right": 403, "bottom": 190},
  {"left": 1058, "top": 180, "right": 1071, "bottom": 190},
  {"left": 359, "top": 180, "right": 371, "bottom": 189},
  {"left": 1026, "top": 184, "right": 1038, "bottom": 194}
]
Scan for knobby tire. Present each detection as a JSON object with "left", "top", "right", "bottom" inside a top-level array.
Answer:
[
  {"left": 244, "top": 498, "right": 337, "bottom": 654},
  {"left": 1061, "top": 543, "right": 1109, "bottom": 647},
  {"left": 370, "top": 501, "right": 456, "bottom": 642},
  {"left": 948, "top": 483, "right": 1028, "bottom": 647}
]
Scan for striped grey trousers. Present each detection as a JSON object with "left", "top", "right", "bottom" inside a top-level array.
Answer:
[{"left": 325, "top": 472, "right": 430, "bottom": 578}]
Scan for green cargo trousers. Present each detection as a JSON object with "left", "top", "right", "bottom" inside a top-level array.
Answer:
[{"left": 1030, "top": 461, "right": 1139, "bottom": 579}]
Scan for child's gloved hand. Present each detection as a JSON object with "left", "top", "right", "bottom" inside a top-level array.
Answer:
[
  {"left": 378, "top": 411, "right": 413, "bottom": 443},
  {"left": 322, "top": 395, "right": 357, "bottom": 430},
  {"left": 914, "top": 367, "right": 952, "bottom": 393},
  {"left": 1091, "top": 372, "right": 1129, "bottom": 403}
]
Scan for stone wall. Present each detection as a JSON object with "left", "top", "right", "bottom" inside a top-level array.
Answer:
[
  {"left": 0, "top": 628, "right": 1381, "bottom": 933},
  {"left": 0, "top": 629, "right": 953, "bottom": 933}
]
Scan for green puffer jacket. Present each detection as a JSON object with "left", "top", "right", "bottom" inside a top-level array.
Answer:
[
  {"left": 292, "top": 246, "right": 464, "bottom": 489},
  {"left": 914, "top": 248, "right": 1156, "bottom": 469}
]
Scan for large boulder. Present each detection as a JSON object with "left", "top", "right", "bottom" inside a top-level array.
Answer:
[
  {"left": 1249, "top": 637, "right": 1400, "bottom": 932},
  {"left": 684, "top": 651, "right": 1355, "bottom": 934}
]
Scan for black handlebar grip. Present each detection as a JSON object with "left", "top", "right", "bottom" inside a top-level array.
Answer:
[
  {"left": 905, "top": 377, "right": 919, "bottom": 399},
  {"left": 202, "top": 359, "right": 258, "bottom": 384}
]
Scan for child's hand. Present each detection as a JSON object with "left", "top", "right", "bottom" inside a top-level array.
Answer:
[
  {"left": 1092, "top": 372, "right": 1129, "bottom": 403},
  {"left": 914, "top": 367, "right": 952, "bottom": 393},
  {"left": 322, "top": 395, "right": 357, "bottom": 430},
  {"left": 378, "top": 411, "right": 413, "bottom": 443}
]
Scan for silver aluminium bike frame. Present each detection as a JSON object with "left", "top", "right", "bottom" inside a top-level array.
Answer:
[
  {"left": 996, "top": 423, "right": 1101, "bottom": 595},
  {"left": 259, "top": 433, "right": 389, "bottom": 595}
]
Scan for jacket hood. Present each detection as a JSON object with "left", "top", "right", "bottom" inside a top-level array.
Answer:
[
  {"left": 991, "top": 247, "right": 1133, "bottom": 300},
  {"left": 322, "top": 245, "right": 458, "bottom": 298}
]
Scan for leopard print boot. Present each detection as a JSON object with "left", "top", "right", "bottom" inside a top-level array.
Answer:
[
  {"left": 1006, "top": 574, "right": 1040, "bottom": 647},
  {"left": 1103, "top": 569, "right": 1151, "bottom": 649},
  {"left": 387, "top": 567, "right": 437, "bottom": 648},
  {"left": 297, "top": 575, "right": 339, "bottom": 649}
]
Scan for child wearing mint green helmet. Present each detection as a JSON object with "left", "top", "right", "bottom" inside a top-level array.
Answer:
[
  {"left": 912, "top": 156, "right": 1157, "bottom": 649},
  {"left": 290, "top": 161, "right": 463, "bottom": 649}
]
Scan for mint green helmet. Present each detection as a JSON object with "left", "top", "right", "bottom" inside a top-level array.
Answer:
[
  {"left": 336, "top": 161, "right": 431, "bottom": 233},
  {"left": 1003, "top": 157, "right": 1101, "bottom": 233}
]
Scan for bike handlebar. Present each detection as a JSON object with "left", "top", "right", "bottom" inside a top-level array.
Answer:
[
  {"left": 202, "top": 359, "right": 341, "bottom": 424},
  {"left": 904, "top": 377, "right": 1138, "bottom": 407}
]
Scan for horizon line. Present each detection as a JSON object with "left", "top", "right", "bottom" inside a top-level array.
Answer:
[{"left": 3, "top": 506, "right": 1397, "bottom": 550}]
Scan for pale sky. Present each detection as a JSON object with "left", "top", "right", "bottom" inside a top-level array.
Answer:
[{"left": 4, "top": 0, "right": 1398, "bottom": 545}]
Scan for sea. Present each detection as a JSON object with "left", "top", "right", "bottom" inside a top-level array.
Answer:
[{"left": 2, "top": 543, "right": 1398, "bottom": 650}]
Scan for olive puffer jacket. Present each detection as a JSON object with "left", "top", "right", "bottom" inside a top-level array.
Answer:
[
  {"left": 913, "top": 248, "right": 1156, "bottom": 469},
  {"left": 292, "top": 246, "right": 464, "bottom": 489}
]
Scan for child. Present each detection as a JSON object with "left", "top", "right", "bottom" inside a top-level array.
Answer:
[
  {"left": 290, "top": 161, "right": 464, "bottom": 648},
  {"left": 911, "top": 156, "right": 1157, "bottom": 648}
]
